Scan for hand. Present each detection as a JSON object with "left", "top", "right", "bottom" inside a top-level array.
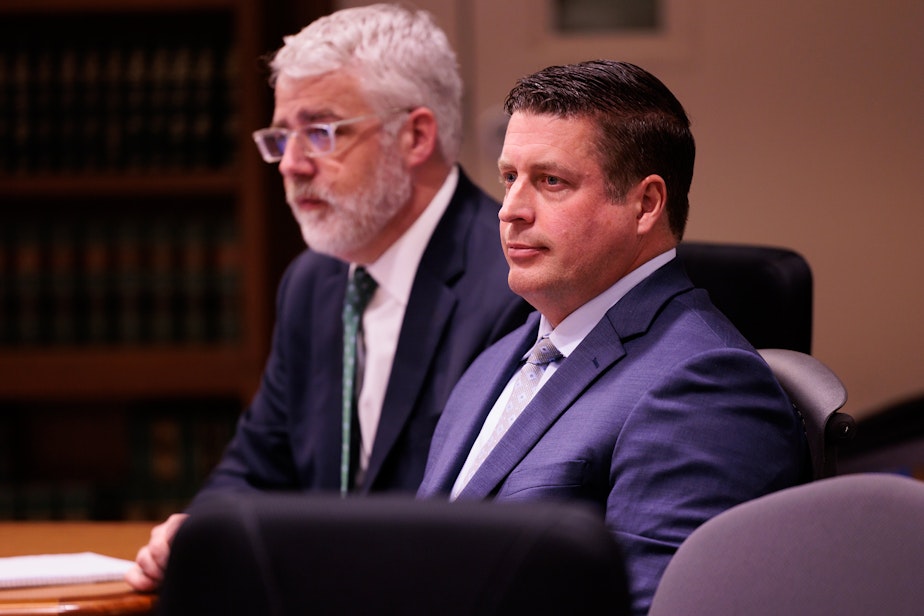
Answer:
[{"left": 124, "top": 513, "right": 189, "bottom": 592}]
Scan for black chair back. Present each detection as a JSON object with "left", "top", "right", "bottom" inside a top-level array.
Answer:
[
  {"left": 677, "top": 241, "right": 813, "bottom": 353},
  {"left": 156, "top": 492, "right": 631, "bottom": 616}
]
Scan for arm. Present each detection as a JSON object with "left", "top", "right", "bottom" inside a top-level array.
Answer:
[
  {"left": 607, "top": 348, "right": 807, "bottom": 614},
  {"left": 190, "top": 260, "right": 316, "bottom": 502}
]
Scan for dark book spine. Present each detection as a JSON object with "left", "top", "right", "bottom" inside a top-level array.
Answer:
[
  {"left": 212, "top": 217, "right": 241, "bottom": 343},
  {"left": 179, "top": 216, "right": 208, "bottom": 343},
  {"left": 144, "top": 217, "right": 178, "bottom": 344},
  {"left": 80, "top": 219, "right": 114, "bottom": 345},
  {"left": 113, "top": 217, "right": 142, "bottom": 345},
  {"left": 12, "top": 221, "right": 42, "bottom": 345},
  {"left": 0, "top": 44, "right": 13, "bottom": 173},
  {"left": 78, "top": 46, "right": 104, "bottom": 173},
  {"left": 0, "top": 219, "right": 11, "bottom": 345},
  {"left": 47, "top": 221, "right": 78, "bottom": 345}
]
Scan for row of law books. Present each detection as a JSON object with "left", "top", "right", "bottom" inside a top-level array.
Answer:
[
  {"left": 0, "top": 413, "right": 236, "bottom": 521},
  {"left": 123, "top": 403, "right": 239, "bottom": 521},
  {"left": 0, "top": 19, "right": 239, "bottom": 175},
  {"left": 0, "top": 210, "right": 242, "bottom": 347},
  {"left": 0, "top": 481, "right": 95, "bottom": 521}
]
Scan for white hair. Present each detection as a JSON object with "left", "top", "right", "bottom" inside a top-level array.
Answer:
[{"left": 269, "top": 3, "right": 464, "bottom": 162}]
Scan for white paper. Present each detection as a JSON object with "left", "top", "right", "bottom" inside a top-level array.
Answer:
[{"left": 0, "top": 552, "right": 134, "bottom": 589}]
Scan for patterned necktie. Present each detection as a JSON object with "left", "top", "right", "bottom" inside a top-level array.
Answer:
[
  {"left": 455, "top": 336, "right": 563, "bottom": 492},
  {"left": 341, "top": 266, "right": 378, "bottom": 496}
]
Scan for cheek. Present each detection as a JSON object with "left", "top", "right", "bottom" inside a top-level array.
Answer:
[{"left": 565, "top": 212, "right": 628, "bottom": 265}]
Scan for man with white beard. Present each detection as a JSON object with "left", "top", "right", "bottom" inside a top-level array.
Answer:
[{"left": 125, "top": 3, "right": 530, "bottom": 592}]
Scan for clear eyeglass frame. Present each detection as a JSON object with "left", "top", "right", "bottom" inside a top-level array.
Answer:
[{"left": 251, "top": 109, "right": 409, "bottom": 163}]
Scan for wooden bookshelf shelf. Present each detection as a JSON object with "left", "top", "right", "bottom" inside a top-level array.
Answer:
[
  {"left": 0, "top": 172, "right": 241, "bottom": 199},
  {"left": 0, "top": 0, "right": 269, "bottom": 368},
  {"left": 0, "top": 346, "right": 260, "bottom": 400},
  {"left": 0, "top": 0, "right": 279, "bottom": 520}
]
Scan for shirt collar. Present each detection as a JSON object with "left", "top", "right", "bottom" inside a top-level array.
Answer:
[{"left": 539, "top": 248, "right": 677, "bottom": 357}]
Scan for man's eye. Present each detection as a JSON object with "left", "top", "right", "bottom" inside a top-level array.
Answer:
[
  {"left": 304, "top": 127, "right": 330, "bottom": 146},
  {"left": 545, "top": 175, "right": 561, "bottom": 186},
  {"left": 501, "top": 172, "right": 516, "bottom": 184}
]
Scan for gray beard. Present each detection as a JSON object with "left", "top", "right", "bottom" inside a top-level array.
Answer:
[{"left": 289, "top": 154, "right": 413, "bottom": 260}]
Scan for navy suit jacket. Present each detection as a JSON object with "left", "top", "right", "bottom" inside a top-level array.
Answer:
[
  {"left": 418, "top": 257, "right": 808, "bottom": 615},
  {"left": 194, "top": 169, "right": 532, "bottom": 499}
]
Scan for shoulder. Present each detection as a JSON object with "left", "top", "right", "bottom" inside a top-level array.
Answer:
[
  {"left": 274, "top": 249, "right": 348, "bottom": 312},
  {"left": 421, "top": 168, "right": 511, "bottom": 286},
  {"left": 437, "top": 167, "right": 504, "bottom": 242}
]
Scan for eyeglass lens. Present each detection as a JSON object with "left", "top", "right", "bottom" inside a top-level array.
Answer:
[{"left": 258, "top": 125, "right": 334, "bottom": 161}]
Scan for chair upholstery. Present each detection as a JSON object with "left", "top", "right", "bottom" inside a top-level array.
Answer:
[
  {"left": 649, "top": 473, "right": 924, "bottom": 616},
  {"left": 677, "top": 241, "right": 813, "bottom": 353},
  {"left": 156, "top": 492, "right": 631, "bottom": 616},
  {"left": 759, "top": 348, "right": 854, "bottom": 479}
]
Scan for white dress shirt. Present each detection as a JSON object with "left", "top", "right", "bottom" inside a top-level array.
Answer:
[{"left": 351, "top": 166, "right": 458, "bottom": 485}]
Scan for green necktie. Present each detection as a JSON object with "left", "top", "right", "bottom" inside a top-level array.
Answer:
[{"left": 341, "top": 266, "right": 378, "bottom": 496}]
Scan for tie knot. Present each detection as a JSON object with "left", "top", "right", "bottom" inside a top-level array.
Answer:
[
  {"left": 526, "top": 337, "right": 562, "bottom": 367},
  {"left": 345, "top": 266, "right": 378, "bottom": 313}
]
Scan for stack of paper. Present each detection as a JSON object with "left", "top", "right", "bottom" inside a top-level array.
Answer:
[{"left": 0, "top": 552, "right": 134, "bottom": 589}]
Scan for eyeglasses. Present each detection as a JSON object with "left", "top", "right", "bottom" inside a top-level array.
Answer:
[{"left": 252, "top": 109, "right": 408, "bottom": 163}]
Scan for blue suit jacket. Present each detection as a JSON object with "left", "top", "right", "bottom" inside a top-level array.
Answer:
[
  {"left": 194, "top": 169, "right": 532, "bottom": 499},
  {"left": 418, "top": 257, "right": 808, "bottom": 615}
]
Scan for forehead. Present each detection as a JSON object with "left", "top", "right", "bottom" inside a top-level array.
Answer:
[
  {"left": 273, "top": 71, "right": 369, "bottom": 123},
  {"left": 499, "top": 112, "right": 601, "bottom": 171}
]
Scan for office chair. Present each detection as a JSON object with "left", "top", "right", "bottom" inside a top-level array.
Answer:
[
  {"left": 677, "top": 241, "right": 813, "bottom": 353},
  {"left": 156, "top": 492, "right": 631, "bottom": 616},
  {"left": 677, "top": 241, "right": 854, "bottom": 477},
  {"left": 759, "top": 348, "right": 855, "bottom": 479},
  {"left": 648, "top": 473, "right": 924, "bottom": 616}
]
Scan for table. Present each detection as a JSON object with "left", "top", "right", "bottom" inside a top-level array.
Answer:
[{"left": 0, "top": 522, "right": 157, "bottom": 615}]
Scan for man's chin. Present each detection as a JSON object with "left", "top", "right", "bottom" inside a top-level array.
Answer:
[{"left": 299, "top": 224, "right": 371, "bottom": 261}]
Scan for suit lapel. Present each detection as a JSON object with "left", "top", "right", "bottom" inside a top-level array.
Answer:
[
  {"left": 363, "top": 172, "right": 478, "bottom": 488},
  {"left": 455, "top": 258, "right": 696, "bottom": 499},
  {"left": 305, "top": 259, "right": 351, "bottom": 490},
  {"left": 457, "top": 318, "right": 626, "bottom": 499},
  {"left": 419, "top": 318, "right": 538, "bottom": 496}
]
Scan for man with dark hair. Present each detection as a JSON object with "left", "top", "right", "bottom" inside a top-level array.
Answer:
[{"left": 418, "top": 60, "right": 807, "bottom": 614}]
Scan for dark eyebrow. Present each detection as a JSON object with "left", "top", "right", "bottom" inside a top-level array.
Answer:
[
  {"left": 498, "top": 159, "right": 572, "bottom": 176},
  {"left": 532, "top": 161, "right": 572, "bottom": 175}
]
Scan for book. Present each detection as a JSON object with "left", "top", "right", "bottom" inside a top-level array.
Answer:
[
  {"left": 179, "top": 216, "right": 208, "bottom": 343},
  {"left": 47, "top": 222, "right": 78, "bottom": 345},
  {"left": 80, "top": 218, "right": 113, "bottom": 344},
  {"left": 112, "top": 217, "right": 142, "bottom": 344},
  {"left": 11, "top": 221, "right": 42, "bottom": 345}
]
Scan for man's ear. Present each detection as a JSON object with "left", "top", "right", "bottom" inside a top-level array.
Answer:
[
  {"left": 401, "top": 107, "right": 439, "bottom": 167},
  {"left": 635, "top": 174, "right": 668, "bottom": 234}
]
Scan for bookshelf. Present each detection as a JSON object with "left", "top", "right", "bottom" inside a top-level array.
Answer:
[
  {"left": 0, "top": 0, "right": 286, "bottom": 519},
  {"left": 0, "top": 0, "right": 270, "bottom": 398}
]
